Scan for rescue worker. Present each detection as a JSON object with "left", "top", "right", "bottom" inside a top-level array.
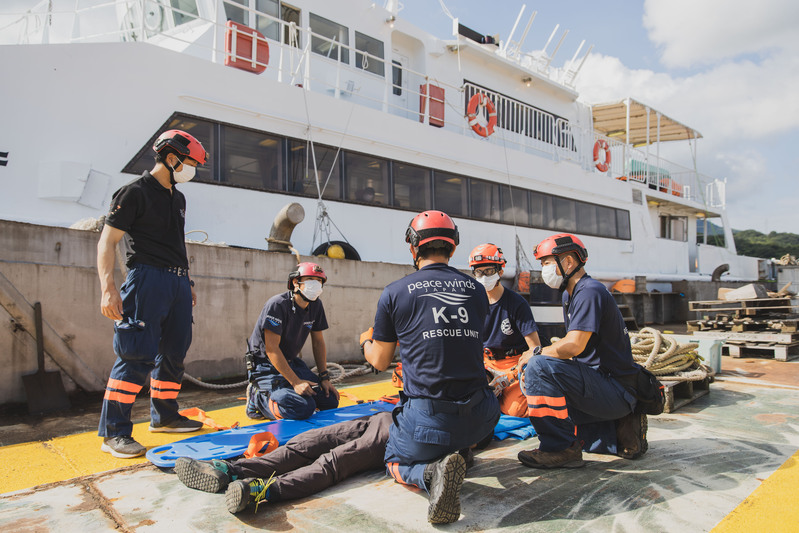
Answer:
[
  {"left": 97, "top": 129, "right": 208, "bottom": 458},
  {"left": 362, "top": 210, "right": 500, "bottom": 524},
  {"left": 174, "top": 411, "right": 392, "bottom": 513},
  {"left": 246, "top": 262, "right": 340, "bottom": 420},
  {"left": 518, "top": 233, "right": 647, "bottom": 469},
  {"left": 469, "top": 244, "right": 542, "bottom": 417}
]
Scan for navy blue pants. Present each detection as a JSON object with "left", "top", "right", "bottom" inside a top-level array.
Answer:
[
  {"left": 521, "top": 356, "right": 636, "bottom": 454},
  {"left": 98, "top": 264, "right": 193, "bottom": 438},
  {"left": 247, "top": 358, "right": 339, "bottom": 420},
  {"left": 383, "top": 387, "right": 500, "bottom": 491}
]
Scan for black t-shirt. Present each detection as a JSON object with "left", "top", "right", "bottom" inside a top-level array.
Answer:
[
  {"left": 105, "top": 172, "right": 189, "bottom": 269},
  {"left": 249, "top": 291, "right": 329, "bottom": 362}
]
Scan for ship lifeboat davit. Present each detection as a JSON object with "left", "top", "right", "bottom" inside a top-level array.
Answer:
[
  {"left": 225, "top": 20, "right": 269, "bottom": 74},
  {"left": 467, "top": 93, "right": 497, "bottom": 137}
]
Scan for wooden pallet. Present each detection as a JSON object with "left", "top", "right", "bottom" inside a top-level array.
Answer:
[
  {"left": 661, "top": 378, "right": 710, "bottom": 413},
  {"left": 688, "top": 297, "right": 795, "bottom": 316},
  {"left": 723, "top": 341, "right": 799, "bottom": 362}
]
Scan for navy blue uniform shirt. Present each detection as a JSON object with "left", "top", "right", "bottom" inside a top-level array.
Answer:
[
  {"left": 250, "top": 291, "right": 328, "bottom": 362},
  {"left": 373, "top": 263, "right": 489, "bottom": 400},
  {"left": 105, "top": 171, "right": 189, "bottom": 269},
  {"left": 563, "top": 275, "right": 637, "bottom": 378},
  {"left": 483, "top": 288, "right": 538, "bottom": 353}
]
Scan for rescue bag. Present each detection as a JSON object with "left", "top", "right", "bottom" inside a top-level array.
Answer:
[{"left": 617, "top": 365, "right": 665, "bottom": 416}]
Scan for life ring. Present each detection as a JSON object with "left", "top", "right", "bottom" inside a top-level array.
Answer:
[
  {"left": 467, "top": 93, "right": 497, "bottom": 137},
  {"left": 593, "top": 139, "right": 611, "bottom": 172}
]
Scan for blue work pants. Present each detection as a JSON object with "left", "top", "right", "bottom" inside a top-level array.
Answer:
[{"left": 247, "top": 357, "right": 339, "bottom": 420}]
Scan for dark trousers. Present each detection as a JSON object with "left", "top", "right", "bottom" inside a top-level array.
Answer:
[
  {"left": 522, "top": 356, "right": 636, "bottom": 454},
  {"left": 247, "top": 358, "right": 339, "bottom": 420},
  {"left": 231, "top": 412, "right": 392, "bottom": 501},
  {"left": 98, "top": 264, "right": 192, "bottom": 437}
]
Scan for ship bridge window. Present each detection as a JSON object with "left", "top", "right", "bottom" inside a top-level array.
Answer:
[
  {"left": 393, "top": 163, "right": 431, "bottom": 210},
  {"left": 310, "top": 14, "right": 349, "bottom": 63},
  {"left": 345, "top": 153, "right": 389, "bottom": 204},
  {"left": 434, "top": 171, "right": 468, "bottom": 216},
  {"left": 355, "top": 32, "right": 385, "bottom": 76},
  {"left": 470, "top": 179, "right": 501, "bottom": 222},
  {"left": 220, "top": 126, "right": 283, "bottom": 191},
  {"left": 288, "top": 140, "right": 341, "bottom": 200}
]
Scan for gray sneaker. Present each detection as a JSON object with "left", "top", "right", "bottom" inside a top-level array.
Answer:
[
  {"left": 101, "top": 436, "right": 146, "bottom": 459},
  {"left": 149, "top": 416, "right": 203, "bottom": 433},
  {"left": 175, "top": 457, "right": 233, "bottom": 493}
]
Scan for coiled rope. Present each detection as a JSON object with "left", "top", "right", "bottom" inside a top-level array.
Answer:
[
  {"left": 630, "top": 327, "right": 712, "bottom": 382},
  {"left": 184, "top": 362, "right": 373, "bottom": 389}
]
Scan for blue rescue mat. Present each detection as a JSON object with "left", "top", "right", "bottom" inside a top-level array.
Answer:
[{"left": 147, "top": 401, "right": 394, "bottom": 468}]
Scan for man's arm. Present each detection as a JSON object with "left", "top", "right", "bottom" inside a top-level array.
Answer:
[
  {"left": 97, "top": 224, "right": 126, "bottom": 320},
  {"left": 263, "top": 329, "right": 315, "bottom": 396},
  {"left": 310, "top": 330, "right": 339, "bottom": 399},
  {"left": 363, "top": 339, "right": 396, "bottom": 371},
  {"left": 517, "top": 331, "right": 543, "bottom": 368},
  {"left": 541, "top": 330, "right": 592, "bottom": 360}
]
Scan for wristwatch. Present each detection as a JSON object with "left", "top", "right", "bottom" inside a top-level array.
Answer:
[{"left": 532, "top": 345, "right": 542, "bottom": 356}]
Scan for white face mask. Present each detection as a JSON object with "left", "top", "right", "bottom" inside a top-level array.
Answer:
[
  {"left": 172, "top": 162, "right": 196, "bottom": 183},
  {"left": 476, "top": 273, "right": 500, "bottom": 290},
  {"left": 542, "top": 263, "right": 564, "bottom": 289},
  {"left": 299, "top": 279, "right": 323, "bottom": 301}
]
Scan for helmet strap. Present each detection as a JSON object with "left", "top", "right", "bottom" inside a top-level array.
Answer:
[
  {"left": 554, "top": 254, "right": 584, "bottom": 291},
  {"left": 166, "top": 154, "right": 185, "bottom": 185}
]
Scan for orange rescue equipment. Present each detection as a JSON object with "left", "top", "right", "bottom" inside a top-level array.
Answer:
[
  {"left": 467, "top": 93, "right": 498, "bottom": 137},
  {"left": 593, "top": 139, "right": 611, "bottom": 172},
  {"left": 225, "top": 20, "right": 270, "bottom": 75}
]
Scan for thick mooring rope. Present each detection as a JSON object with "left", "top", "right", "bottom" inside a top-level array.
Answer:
[{"left": 630, "top": 327, "right": 712, "bottom": 382}]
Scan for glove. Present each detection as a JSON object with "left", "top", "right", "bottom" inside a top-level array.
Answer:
[
  {"left": 359, "top": 327, "right": 374, "bottom": 355},
  {"left": 489, "top": 374, "right": 511, "bottom": 397}
]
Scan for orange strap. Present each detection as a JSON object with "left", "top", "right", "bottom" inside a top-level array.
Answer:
[
  {"left": 178, "top": 407, "right": 239, "bottom": 431},
  {"left": 244, "top": 431, "right": 279, "bottom": 458},
  {"left": 339, "top": 391, "right": 364, "bottom": 404}
]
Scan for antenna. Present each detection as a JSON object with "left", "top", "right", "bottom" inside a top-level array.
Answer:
[
  {"left": 542, "top": 24, "right": 559, "bottom": 56},
  {"left": 564, "top": 44, "right": 593, "bottom": 86},
  {"left": 545, "top": 28, "right": 568, "bottom": 68},
  {"left": 508, "top": 10, "right": 536, "bottom": 59},
  {"left": 503, "top": 4, "right": 525, "bottom": 53}
]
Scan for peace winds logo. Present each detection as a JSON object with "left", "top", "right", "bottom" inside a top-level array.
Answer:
[{"left": 419, "top": 293, "right": 471, "bottom": 305}]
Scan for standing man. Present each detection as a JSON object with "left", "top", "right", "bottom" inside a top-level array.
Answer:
[
  {"left": 362, "top": 210, "right": 500, "bottom": 525},
  {"left": 246, "top": 262, "right": 339, "bottom": 421},
  {"left": 518, "top": 233, "right": 647, "bottom": 470},
  {"left": 97, "top": 129, "right": 208, "bottom": 458},
  {"left": 469, "top": 244, "right": 542, "bottom": 417}
]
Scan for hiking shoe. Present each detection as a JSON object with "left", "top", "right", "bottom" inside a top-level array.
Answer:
[
  {"left": 246, "top": 383, "right": 265, "bottom": 420},
  {"left": 174, "top": 457, "right": 233, "bottom": 493},
  {"left": 149, "top": 416, "right": 203, "bottom": 433},
  {"left": 101, "top": 436, "right": 146, "bottom": 459},
  {"left": 517, "top": 440, "right": 585, "bottom": 469},
  {"left": 425, "top": 452, "right": 467, "bottom": 524},
  {"left": 459, "top": 447, "right": 475, "bottom": 470},
  {"left": 616, "top": 412, "right": 648, "bottom": 459},
  {"left": 225, "top": 475, "right": 276, "bottom": 514}
]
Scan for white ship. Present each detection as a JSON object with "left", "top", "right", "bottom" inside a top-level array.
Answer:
[{"left": 0, "top": 0, "right": 760, "bottom": 281}]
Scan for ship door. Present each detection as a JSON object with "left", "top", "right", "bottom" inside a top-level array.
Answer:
[{"left": 391, "top": 52, "right": 409, "bottom": 118}]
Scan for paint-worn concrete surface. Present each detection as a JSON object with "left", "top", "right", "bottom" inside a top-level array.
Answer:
[{"left": 1, "top": 361, "right": 798, "bottom": 532}]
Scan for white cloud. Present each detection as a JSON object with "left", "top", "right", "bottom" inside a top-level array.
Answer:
[{"left": 643, "top": 0, "right": 799, "bottom": 69}]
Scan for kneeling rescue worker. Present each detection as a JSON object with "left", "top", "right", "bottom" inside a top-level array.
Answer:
[
  {"left": 469, "top": 244, "right": 542, "bottom": 417},
  {"left": 518, "top": 233, "right": 648, "bottom": 469},
  {"left": 362, "top": 210, "right": 500, "bottom": 524}
]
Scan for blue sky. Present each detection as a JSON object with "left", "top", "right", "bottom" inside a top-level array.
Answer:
[{"left": 400, "top": 0, "right": 799, "bottom": 234}]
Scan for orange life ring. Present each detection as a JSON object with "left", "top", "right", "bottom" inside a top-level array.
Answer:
[
  {"left": 593, "top": 139, "right": 611, "bottom": 172},
  {"left": 467, "top": 93, "right": 497, "bottom": 137}
]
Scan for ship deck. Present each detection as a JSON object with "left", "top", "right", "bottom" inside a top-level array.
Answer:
[{"left": 1, "top": 357, "right": 798, "bottom": 532}]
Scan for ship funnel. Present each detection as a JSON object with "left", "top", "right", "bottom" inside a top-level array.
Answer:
[{"left": 267, "top": 202, "right": 305, "bottom": 253}]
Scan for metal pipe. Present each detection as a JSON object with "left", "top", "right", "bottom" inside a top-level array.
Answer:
[{"left": 267, "top": 202, "right": 305, "bottom": 253}]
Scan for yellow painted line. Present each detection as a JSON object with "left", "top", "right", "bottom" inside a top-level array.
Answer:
[
  {"left": 712, "top": 450, "right": 799, "bottom": 533},
  {"left": 0, "top": 380, "right": 399, "bottom": 494}
]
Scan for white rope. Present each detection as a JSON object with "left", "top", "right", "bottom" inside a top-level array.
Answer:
[{"left": 630, "top": 327, "right": 713, "bottom": 382}]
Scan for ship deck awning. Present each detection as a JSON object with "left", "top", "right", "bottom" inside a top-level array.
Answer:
[{"left": 591, "top": 98, "right": 702, "bottom": 145}]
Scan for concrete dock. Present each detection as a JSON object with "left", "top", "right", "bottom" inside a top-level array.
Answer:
[{"left": 1, "top": 358, "right": 798, "bottom": 532}]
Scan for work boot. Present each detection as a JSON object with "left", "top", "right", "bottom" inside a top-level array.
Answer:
[
  {"left": 149, "top": 415, "right": 203, "bottom": 433},
  {"left": 101, "top": 435, "right": 146, "bottom": 459},
  {"left": 174, "top": 457, "right": 234, "bottom": 493},
  {"left": 517, "top": 440, "right": 585, "bottom": 469},
  {"left": 458, "top": 447, "right": 475, "bottom": 469},
  {"left": 616, "top": 412, "right": 648, "bottom": 459},
  {"left": 245, "top": 383, "right": 265, "bottom": 420},
  {"left": 225, "top": 476, "right": 276, "bottom": 514},
  {"left": 423, "top": 452, "right": 467, "bottom": 524}
]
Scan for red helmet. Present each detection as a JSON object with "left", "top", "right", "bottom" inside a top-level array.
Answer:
[
  {"left": 153, "top": 129, "right": 208, "bottom": 165},
  {"left": 405, "top": 210, "right": 459, "bottom": 249},
  {"left": 533, "top": 233, "right": 588, "bottom": 262},
  {"left": 469, "top": 243, "right": 506, "bottom": 268},
  {"left": 287, "top": 262, "right": 326, "bottom": 289}
]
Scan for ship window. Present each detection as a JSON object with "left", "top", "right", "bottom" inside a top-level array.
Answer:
[
  {"left": 281, "top": 3, "right": 301, "bottom": 47},
  {"left": 596, "top": 206, "right": 616, "bottom": 237},
  {"left": 433, "top": 171, "right": 467, "bottom": 216},
  {"left": 576, "top": 202, "right": 598, "bottom": 236},
  {"left": 225, "top": 0, "right": 248, "bottom": 26},
  {"left": 345, "top": 153, "right": 389, "bottom": 204},
  {"left": 170, "top": 0, "right": 199, "bottom": 26},
  {"left": 552, "top": 197, "right": 577, "bottom": 232},
  {"left": 529, "top": 191, "right": 554, "bottom": 230},
  {"left": 617, "top": 210, "right": 631, "bottom": 239},
  {"left": 219, "top": 126, "right": 283, "bottom": 191},
  {"left": 310, "top": 14, "right": 349, "bottom": 63},
  {"left": 287, "top": 140, "right": 341, "bottom": 200},
  {"left": 501, "top": 186, "right": 529, "bottom": 226},
  {"left": 255, "top": 0, "right": 280, "bottom": 40},
  {"left": 393, "top": 163, "right": 431, "bottom": 210},
  {"left": 660, "top": 215, "right": 687, "bottom": 241},
  {"left": 470, "top": 179, "right": 501, "bottom": 222},
  {"left": 392, "top": 60, "right": 402, "bottom": 96},
  {"left": 355, "top": 32, "right": 385, "bottom": 76}
]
